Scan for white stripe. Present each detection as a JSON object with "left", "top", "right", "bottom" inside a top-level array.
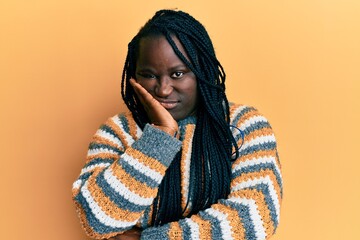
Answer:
[
  {"left": 87, "top": 148, "right": 117, "bottom": 156},
  {"left": 72, "top": 179, "right": 82, "bottom": 190},
  {"left": 232, "top": 156, "right": 282, "bottom": 184},
  {"left": 112, "top": 115, "right": 135, "bottom": 146},
  {"left": 122, "top": 153, "right": 163, "bottom": 184},
  {"left": 135, "top": 124, "right": 142, "bottom": 140},
  {"left": 239, "top": 115, "right": 268, "bottom": 131},
  {"left": 205, "top": 208, "right": 234, "bottom": 240},
  {"left": 227, "top": 198, "right": 267, "bottom": 240},
  {"left": 231, "top": 176, "right": 281, "bottom": 223},
  {"left": 182, "top": 126, "right": 194, "bottom": 205},
  {"left": 240, "top": 135, "right": 276, "bottom": 152},
  {"left": 103, "top": 167, "right": 153, "bottom": 206},
  {"left": 185, "top": 218, "right": 200, "bottom": 240},
  {"left": 95, "top": 129, "right": 123, "bottom": 149},
  {"left": 80, "top": 163, "right": 111, "bottom": 175},
  {"left": 81, "top": 181, "right": 138, "bottom": 228}
]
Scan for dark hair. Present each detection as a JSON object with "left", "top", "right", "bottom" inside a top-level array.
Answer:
[{"left": 121, "top": 9, "right": 239, "bottom": 226}]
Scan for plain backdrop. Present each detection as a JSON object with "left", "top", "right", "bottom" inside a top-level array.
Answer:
[{"left": 1, "top": 0, "right": 359, "bottom": 239}]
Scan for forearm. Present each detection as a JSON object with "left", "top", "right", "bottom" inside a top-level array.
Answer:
[
  {"left": 139, "top": 106, "right": 283, "bottom": 240},
  {"left": 73, "top": 120, "right": 182, "bottom": 239},
  {"left": 140, "top": 192, "right": 280, "bottom": 240}
]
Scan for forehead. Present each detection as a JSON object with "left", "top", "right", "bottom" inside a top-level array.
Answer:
[{"left": 137, "top": 35, "right": 190, "bottom": 64}]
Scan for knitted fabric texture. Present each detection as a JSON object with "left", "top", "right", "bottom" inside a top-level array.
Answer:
[{"left": 72, "top": 103, "right": 283, "bottom": 240}]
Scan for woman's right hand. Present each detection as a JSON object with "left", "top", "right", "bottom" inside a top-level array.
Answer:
[{"left": 129, "top": 78, "right": 178, "bottom": 136}]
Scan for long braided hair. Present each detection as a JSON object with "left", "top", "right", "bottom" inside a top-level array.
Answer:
[{"left": 121, "top": 9, "right": 239, "bottom": 226}]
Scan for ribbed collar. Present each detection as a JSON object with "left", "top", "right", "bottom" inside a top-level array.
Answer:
[{"left": 177, "top": 115, "right": 197, "bottom": 128}]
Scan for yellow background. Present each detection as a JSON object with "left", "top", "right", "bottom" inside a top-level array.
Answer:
[{"left": 1, "top": 0, "right": 359, "bottom": 239}]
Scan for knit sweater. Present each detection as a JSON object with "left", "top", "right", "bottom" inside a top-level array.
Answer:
[{"left": 72, "top": 103, "right": 283, "bottom": 240}]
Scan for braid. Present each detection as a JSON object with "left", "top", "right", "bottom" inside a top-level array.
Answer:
[{"left": 121, "top": 9, "right": 239, "bottom": 226}]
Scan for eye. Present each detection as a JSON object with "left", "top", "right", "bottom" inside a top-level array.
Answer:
[
  {"left": 137, "top": 73, "right": 157, "bottom": 79},
  {"left": 171, "top": 71, "right": 184, "bottom": 79}
]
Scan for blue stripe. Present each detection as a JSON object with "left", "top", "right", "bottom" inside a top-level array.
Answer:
[
  {"left": 179, "top": 219, "right": 191, "bottom": 240},
  {"left": 238, "top": 142, "right": 277, "bottom": 157},
  {"left": 117, "top": 115, "right": 131, "bottom": 135},
  {"left": 142, "top": 224, "right": 170, "bottom": 239},
  {"left": 83, "top": 158, "right": 114, "bottom": 169},
  {"left": 119, "top": 159, "right": 160, "bottom": 188},
  {"left": 95, "top": 171, "right": 146, "bottom": 212},
  {"left": 75, "top": 191, "right": 129, "bottom": 235},
  {"left": 220, "top": 199, "right": 257, "bottom": 240},
  {"left": 230, "top": 106, "right": 256, "bottom": 127},
  {"left": 78, "top": 172, "right": 91, "bottom": 181},
  {"left": 100, "top": 124, "right": 119, "bottom": 141},
  {"left": 88, "top": 142, "right": 122, "bottom": 155},
  {"left": 243, "top": 121, "right": 271, "bottom": 136},
  {"left": 249, "top": 184, "right": 279, "bottom": 228},
  {"left": 140, "top": 205, "right": 151, "bottom": 228},
  {"left": 198, "top": 210, "right": 223, "bottom": 239}
]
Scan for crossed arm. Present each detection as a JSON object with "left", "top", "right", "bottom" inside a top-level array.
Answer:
[{"left": 72, "top": 79, "right": 282, "bottom": 239}]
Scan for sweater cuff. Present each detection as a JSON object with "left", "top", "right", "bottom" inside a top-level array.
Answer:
[{"left": 130, "top": 124, "right": 182, "bottom": 167}]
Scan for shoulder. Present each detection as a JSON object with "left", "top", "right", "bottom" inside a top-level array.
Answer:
[
  {"left": 229, "top": 102, "right": 278, "bottom": 160},
  {"left": 229, "top": 102, "right": 275, "bottom": 138},
  {"left": 229, "top": 103, "right": 268, "bottom": 124}
]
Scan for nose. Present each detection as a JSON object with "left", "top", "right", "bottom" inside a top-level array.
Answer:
[{"left": 155, "top": 76, "right": 173, "bottom": 97}]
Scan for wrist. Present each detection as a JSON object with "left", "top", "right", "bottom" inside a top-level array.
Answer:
[{"left": 151, "top": 124, "right": 179, "bottom": 138}]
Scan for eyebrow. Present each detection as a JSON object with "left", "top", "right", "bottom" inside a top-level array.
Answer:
[
  {"left": 136, "top": 64, "right": 189, "bottom": 73},
  {"left": 169, "top": 64, "right": 189, "bottom": 71}
]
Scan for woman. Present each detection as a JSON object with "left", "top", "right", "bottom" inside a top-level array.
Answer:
[{"left": 72, "top": 9, "right": 282, "bottom": 240}]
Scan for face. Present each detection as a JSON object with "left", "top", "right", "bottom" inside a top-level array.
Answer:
[{"left": 135, "top": 36, "right": 198, "bottom": 121}]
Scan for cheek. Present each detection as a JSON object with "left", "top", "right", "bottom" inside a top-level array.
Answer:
[
  {"left": 137, "top": 80, "right": 155, "bottom": 93},
  {"left": 183, "top": 84, "right": 198, "bottom": 105}
]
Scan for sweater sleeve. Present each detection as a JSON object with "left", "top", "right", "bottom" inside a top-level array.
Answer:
[
  {"left": 72, "top": 114, "right": 182, "bottom": 239},
  {"left": 140, "top": 105, "right": 283, "bottom": 240}
]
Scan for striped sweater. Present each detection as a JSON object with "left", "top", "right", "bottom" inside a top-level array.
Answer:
[{"left": 72, "top": 104, "right": 283, "bottom": 239}]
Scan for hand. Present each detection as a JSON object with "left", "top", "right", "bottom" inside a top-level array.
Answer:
[
  {"left": 108, "top": 228, "right": 141, "bottom": 240},
  {"left": 129, "top": 78, "right": 178, "bottom": 136}
]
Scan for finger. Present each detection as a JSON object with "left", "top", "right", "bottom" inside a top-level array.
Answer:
[
  {"left": 129, "top": 79, "right": 161, "bottom": 110},
  {"left": 129, "top": 79, "right": 177, "bottom": 130}
]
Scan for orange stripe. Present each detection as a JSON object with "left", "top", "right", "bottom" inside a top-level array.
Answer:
[
  {"left": 86, "top": 170, "right": 142, "bottom": 221},
  {"left": 180, "top": 124, "right": 195, "bottom": 212},
  {"left": 233, "top": 149, "right": 278, "bottom": 166},
  {"left": 125, "top": 112, "right": 139, "bottom": 141},
  {"left": 111, "top": 163, "right": 157, "bottom": 198},
  {"left": 106, "top": 117, "right": 130, "bottom": 148},
  {"left": 126, "top": 148, "right": 167, "bottom": 176},
  {"left": 147, "top": 204, "right": 154, "bottom": 225},
  {"left": 72, "top": 185, "right": 81, "bottom": 197},
  {"left": 229, "top": 104, "right": 245, "bottom": 119},
  {"left": 168, "top": 222, "right": 183, "bottom": 239},
  {"left": 191, "top": 214, "right": 212, "bottom": 240},
  {"left": 229, "top": 188, "right": 275, "bottom": 237},
  {"left": 236, "top": 126, "right": 274, "bottom": 151},
  {"left": 92, "top": 135, "right": 123, "bottom": 151},
  {"left": 74, "top": 200, "right": 124, "bottom": 239},
  {"left": 230, "top": 170, "right": 282, "bottom": 206},
  {"left": 212, "top": 203, "right": 245, "bottom": 239}
]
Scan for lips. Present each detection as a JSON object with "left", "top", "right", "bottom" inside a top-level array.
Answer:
[{"left": 158, "top": 100, "right": 179, "bottom": 110}]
